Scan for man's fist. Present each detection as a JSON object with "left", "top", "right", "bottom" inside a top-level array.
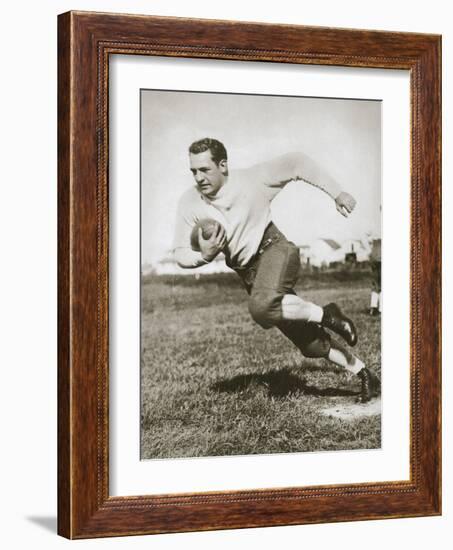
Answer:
[{"left": 335, "top": 192, "right": 357, "bottom": 218}]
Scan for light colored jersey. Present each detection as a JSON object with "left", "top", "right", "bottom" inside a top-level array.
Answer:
[{"left": 173, "top": 152, "right": 342, "bottom": 269}]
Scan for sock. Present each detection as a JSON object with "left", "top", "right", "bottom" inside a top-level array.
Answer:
[
  {"left": 378, "top": 292, "right": 382, "bottom": 313},
  {"left": 307, "top": 303, "right": 323, "bottom": 323},
  {"left": 328, "top": 348, "right": 364, "bottom": 375},
  {"left": 370, "top": 291, "right": 379, "bottom": 309},
  {"left": 281, "top": 295, "right": 323, "bottom": 323}
]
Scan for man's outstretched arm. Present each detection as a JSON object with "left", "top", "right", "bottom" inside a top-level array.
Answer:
[
  {"left": 250, "top": 152, "right": 357, "bottom": 216},
  {"left": 334, "top": 191, "right": 357, "bottom": 218}
]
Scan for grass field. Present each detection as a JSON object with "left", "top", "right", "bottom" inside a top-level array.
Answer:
[{"left": 141, "top": 272, "right": 381, "bottom": 459}]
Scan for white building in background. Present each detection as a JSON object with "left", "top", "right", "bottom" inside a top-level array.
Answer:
[
  {"left": 144, "top": 235, "right": 377, "bottom": 276},
  {"left": 146, "top": 254, "right": 232, "bottom": 276},
  {"left": 338, "top": 238, "right": 371, "bottom": 263},
  {"left": 298, "top": 244, "right": 311, "bottom": 267},
  {"left": 306, "top": 238, "right": 343, "bottom": 267},
  {"left": 297, "top": 237, "right": 375, "bottom": 267}
]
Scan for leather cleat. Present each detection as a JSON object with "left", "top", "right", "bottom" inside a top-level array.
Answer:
[
  {"left": 322, "top": 303, "right": 358, "bottom": 346},
  {"left": 357, "top": 367, "right": 381, "bottom": 403}
]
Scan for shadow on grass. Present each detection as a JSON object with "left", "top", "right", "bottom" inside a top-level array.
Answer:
[
  {"left": 297, "top": 363, "right": 340, "bottom": 374},
  {"left": 211, "top": 368, "right": 359, "bottom": 399}
]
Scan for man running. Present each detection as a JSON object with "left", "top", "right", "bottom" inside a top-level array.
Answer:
[{"left": 173, "top": 138, "right": 380, "bottom": 402}]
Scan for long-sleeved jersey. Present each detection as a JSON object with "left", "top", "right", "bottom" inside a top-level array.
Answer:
[{"left": 173, "top": 152, "right": 342, "bottom": 269}]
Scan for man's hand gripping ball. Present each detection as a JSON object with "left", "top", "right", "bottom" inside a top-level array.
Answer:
[{"left": 190, "top": 218, "right": 227, "bottom": 262}]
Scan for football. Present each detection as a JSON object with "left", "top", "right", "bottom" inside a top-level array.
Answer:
[{"left": 190, "top": 218, "right": 223, "bottom": 251}]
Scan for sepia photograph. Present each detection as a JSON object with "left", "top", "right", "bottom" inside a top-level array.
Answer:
[{"left": 140, "top": 89, "right": 382, "bottom": 460}]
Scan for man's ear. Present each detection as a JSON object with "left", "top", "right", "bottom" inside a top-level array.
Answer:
[{"left": 219, "top": 159, "right": 228, "bottom": 174}]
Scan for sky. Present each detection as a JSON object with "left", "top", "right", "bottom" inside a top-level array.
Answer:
[{"left": 141, "top": 89, "right": 381, "bottom": 265}]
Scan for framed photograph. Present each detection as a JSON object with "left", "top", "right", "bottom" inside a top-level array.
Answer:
[{"left": 58, "top": 11, "right": 441, "bottom": 538}]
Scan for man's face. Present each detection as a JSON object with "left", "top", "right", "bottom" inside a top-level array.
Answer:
[{"left": 189, "top": 150, "right": 227, "bottom": 198}]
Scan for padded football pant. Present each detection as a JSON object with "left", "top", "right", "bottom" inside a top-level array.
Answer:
[{"left": 234, "top": 223, "right": 331, "bottom": 359}]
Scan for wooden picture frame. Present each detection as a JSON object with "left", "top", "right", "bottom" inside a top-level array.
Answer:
[{"left": 58, "top": 11, "right": 441, "bottom": 539}]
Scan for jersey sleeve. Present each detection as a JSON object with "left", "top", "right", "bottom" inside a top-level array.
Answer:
[
  {"left": 173, "top": 247, "right": 207, "bottom": 268},
  {"left": 172, "top": 192, "right": 208, "bottom": 268},
  {"left": 248, "top": 152, "right": 343, "bottom": 200},
  {"left": 172, "top": 194, "right": 194, "bottom": 251}
]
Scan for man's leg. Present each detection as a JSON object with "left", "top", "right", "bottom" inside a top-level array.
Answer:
[
  {"left": 243, "top": 233, "right": 376, "bottom": 402},
  {"left": 277, "top": 313, "right": 360, "bottom": 370},
  {"left": 370, "top": 290, "right": 380, "bottom": 316},
  {"left": 277, "top": 320, "right": 379, "bottom": 403},
  {"left": 370, "top": 260, "right": 382, "bottom": 316},
  {"left": 280, "top": 294, "right": 357, "bottom": 347},
  {"left": 279, "top": 294, "right": 324, "bottom": 323},
  {"left": 246, "top": 237, "right": 356, "bottom": 348},
  {"left": 327, "top": 338, "right": 380, "bottom": 403}
]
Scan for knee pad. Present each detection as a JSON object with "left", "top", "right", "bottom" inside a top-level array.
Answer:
[
  {"left": 248, "top": 291, "right": 283, "bottom": 329},
  {"left": 300, "top": 329, "right": 331, "bottom": 358},
  {"left": 301, "top": 339, "right": 330, "bottom": 358}
]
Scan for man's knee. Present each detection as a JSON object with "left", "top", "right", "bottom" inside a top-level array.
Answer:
[
  {"left": 300, "top": 327, "right": 331, "bottom": 358},
  {"left": 248, "top": 291, "right": 283, "bottom": 329},
  {"left": 301, "top": 338, "right": 330, "bottom": 358}
]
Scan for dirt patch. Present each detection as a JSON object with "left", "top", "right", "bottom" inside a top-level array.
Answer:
[{"left": 321, "top": 398, "right": 381, "bottom": 420}]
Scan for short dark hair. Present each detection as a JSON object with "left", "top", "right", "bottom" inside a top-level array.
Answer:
[{"left": 189, "top": 138, "right": 228, "bottom": 165}]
